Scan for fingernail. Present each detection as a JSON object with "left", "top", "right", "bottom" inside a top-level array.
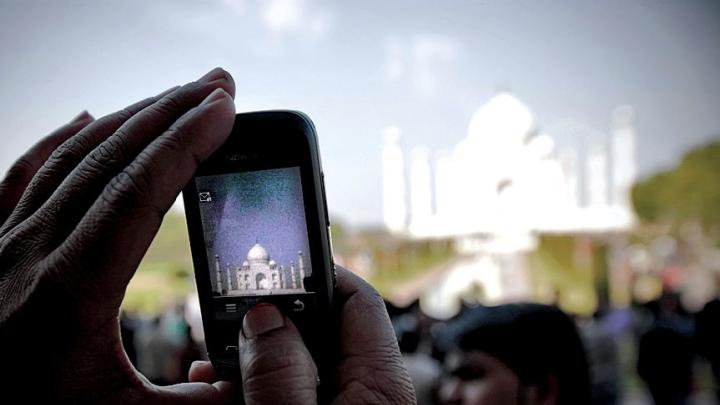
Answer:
[
  {"left": 198, "top": 67, "right": 228, "bottom": 83},
  {"left": 200, "top": 88, "right": 229, "bottom": 106},
  {"left": 242, "top": 304, "right": 284, "bottom": 338},
  {"left": 189, "top": 361, "right": 202, "bottom": 374},
  {"left": 70, "top": 110, "right": 93, "bottom": 124}
]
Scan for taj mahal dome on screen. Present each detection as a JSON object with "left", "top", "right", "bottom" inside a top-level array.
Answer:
[{"left": 212, "top": 243, "right": 307, "bottom": 296}]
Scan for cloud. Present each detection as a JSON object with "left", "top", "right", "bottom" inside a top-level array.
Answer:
[
  {"left": 384, "top": 37, "right": 406, "bottom": 81},
  {"left": 262, "top": 0, "right": 303, "bottom": 33},
  {"left": 259, "top": 0, "right": 331, "bottom": 38},
  {"left": 214, "top": 0, "right": 332, "bottom": 43},
  {"left": 222, "top": 0, "right": 247, "bottom": 15},
  {"left": 383, "top": 34, "right": 462, "bottom": 97}
]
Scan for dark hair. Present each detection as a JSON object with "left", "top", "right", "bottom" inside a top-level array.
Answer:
[{"left": 437, "top": 303, "right": 592, "bottom": 405}]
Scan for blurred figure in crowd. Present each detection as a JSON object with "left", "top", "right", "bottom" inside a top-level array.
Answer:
[
  {"left": 578, "top": 310, "right": 621, "bottom": 405},
  {"left": 176, "top": 323, "right": 204, "bottom": 383},
  {"left": 395, "top": 308, "right": 442, "bottom": 405},
  {"left": 136, "top": 316, "right": 173, "bottom": 385},
  {"left": 695, "top": 278, "right": 720, "bottom": 403},
  {"left": 435, "top": 303, "right": 592, "bottom": 405},
  {"left": 636, "top": 289, "right": 694, "bottom": 405},
  {"left": 134, "top": 304, "right": 198, "bottom": 386},
  {"left": 119, "top": 309, "right": 140, "bottom": 368}
]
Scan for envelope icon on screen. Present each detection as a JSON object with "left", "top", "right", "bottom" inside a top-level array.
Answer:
[{"left": 199, "top": 191, "right": 212, "bottom": 203}]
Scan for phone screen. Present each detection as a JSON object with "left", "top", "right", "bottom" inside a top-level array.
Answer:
[{"left": 195, "top": 166, "right": 313, "bottom": 302}]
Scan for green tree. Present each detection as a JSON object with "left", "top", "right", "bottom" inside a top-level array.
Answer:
[{"left": 632, "top": 140, "right": 720, "bottom": 240}]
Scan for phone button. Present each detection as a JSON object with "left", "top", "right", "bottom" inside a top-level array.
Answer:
[
  {"left": 320, "top": 172, "right": 330, "bottom": 225},
  {"left": 292, "top": 299, "right": 306, "bottom": 312},
  {"left": 225, "top": 345, "right": 238, "bottom": 354}
]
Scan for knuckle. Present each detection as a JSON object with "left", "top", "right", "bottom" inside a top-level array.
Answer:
[
  {"left": 154, "top": 126, "right": 202, "bottom": 167},
  {"left": 356, "top": 282, "right": 386, "bottom": 312},
  {"left": 99, "top": 168, "right": 151, "bottom": 216},
  {"left": 45, "top": 135, "right": 91, "bottom": 173},
  {"left": 242, "top": 343, "right": 317, "bottom": 403},
  {"left": 152, "top": 129, "right": 186, "bottom": 156},
  {"left": 40, "top": 246, "right": 91, "bottom": 301},
  {"left": 0, "top": 223, "right": 48, "bottom": 264},
  {"left": 242, "top": 340, "right": 315, "bottom": 381},
  {"left": 1, "top": 158, "right": 36, "bottom": 187},
  {"left": 83, "top": 152, "right": 115, "bottom": 179},
  {"left": 152, "top": 93, "right": 185, "bottom": 116},
  {"left": 96, "top": 132, "right": 132, "bottom": 163},
  {"left": 0, "top": 266, "right": 39, "bottom": 323},
  {"left": 148, "top": 82, "right": 202, "bottom": 119},
  {"left": 43, "top": 104, "right": 138, "bottom": 171},
  {"left": 81, "top": 133, "right": 133, "bottom": 179},
  {"left": 363, "top": 284, "right": 385, "bottom": 305},
  {"left": 115, "top": 106, "right": 141, "bottom": 124},
  {"left": 0, "top": 236, "right": 46, "bottom": 322}
]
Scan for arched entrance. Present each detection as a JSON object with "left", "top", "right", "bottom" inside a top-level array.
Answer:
[{"left": 256, "top": 273, "right": 268, "bottom": 290}]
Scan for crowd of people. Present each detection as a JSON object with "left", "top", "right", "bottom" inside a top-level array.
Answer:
[
  {"left": 116, "top": 283, "right": 720, "bottom": 405},
  {"left": 388, "top": 289, "right": 720, "bottom": 405}
]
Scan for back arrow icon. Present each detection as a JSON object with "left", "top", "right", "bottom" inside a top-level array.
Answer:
[{"left": 293, "top": 299, "right": 305, "bottom": 311}]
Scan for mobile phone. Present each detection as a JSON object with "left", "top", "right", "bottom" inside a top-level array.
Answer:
[{"left": 182, "top": 111, "right": 336, "bottom": 388}]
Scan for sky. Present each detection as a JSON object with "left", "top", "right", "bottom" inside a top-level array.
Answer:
[
  {"left": 196, "top": 167, "right": 312, "bottom": 273},
  {"left": 1, "top": 0, "right": 719, "bottom": 227}
]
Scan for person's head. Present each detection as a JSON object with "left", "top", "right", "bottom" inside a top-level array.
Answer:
[{"left": 436, "top": 304, "right": 591, "bottom": 405}]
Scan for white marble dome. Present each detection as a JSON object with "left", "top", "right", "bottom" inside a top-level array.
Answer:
[
  {"left": 467, "top": 92, "right": 533, "bottom": 147},
  {"left": 247, "top": 243, "right": 270, "bottom": 262}
]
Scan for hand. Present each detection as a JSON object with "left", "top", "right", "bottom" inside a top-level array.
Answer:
[
  {"left": 189, "top": 266, "right": 417, "bottom": 404},
  {"left": 0, "top": 68, "right": 237, "bottom": 404}
]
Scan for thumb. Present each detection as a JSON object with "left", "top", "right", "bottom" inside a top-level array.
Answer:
[
  {"left": 150, "top": 381, "right": 235, "bottom": 405},
  {"left": 239, "top": 303, "right": 318, "bottom": 405}
]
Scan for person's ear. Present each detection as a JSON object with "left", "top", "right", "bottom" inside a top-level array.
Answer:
[
  {"left": 537, "top": 374, "right": 559, "bottom": 405},
  {"left": 523, "top": 374, "right": 559, "bottom": 405}
]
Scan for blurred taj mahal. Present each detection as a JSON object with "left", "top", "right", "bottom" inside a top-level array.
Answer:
[
  {"left": 383, "top": 91, "right": 637, "bottom": 246},
  {"left": 381, "top": 92, "right": 638, "bottom": 317},
  {"left": 212, "top": 243, "right": 306, "bottom": 296}
]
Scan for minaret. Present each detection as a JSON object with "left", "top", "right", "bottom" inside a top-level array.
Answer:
[
  {"left": 587, "top": 143, "right": 608, "bottom": 208},
  {"left": 559, "top": 148, "right": 579, "bottom": 208},
  {"left": 610, "top": 106, "right": 637, "bottom": 210},
  {"left": 215, "top": 255, "right": 222, "bottom": 293},
  {"left": 226, "top": 263, "right": 234, "bottom": 291},
  {"left": 382, "top": 126, "right": 407, "bottom": 233},
  {"left": 410, "top": 146, "right": 433, "bottom": 228},
  {"left": 285, "top": 266, "right": 293, "bottom": 289},
  {"left": 297, "top": 251, "right": 305, "bottom": 289},
  {"left": 434, "top": 153, "right": 454, "bottom": 221}
]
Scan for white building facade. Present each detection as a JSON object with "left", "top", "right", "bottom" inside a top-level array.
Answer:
[
  {"left": 214, "top": 243, "right": 306, "bottom": 296},
  {"left": 381, "top": 93, "right": 638, "bottom": 318}
]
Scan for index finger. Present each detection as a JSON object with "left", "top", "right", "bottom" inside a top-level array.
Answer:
[
  {"left": 333, "top": 266, "right": 416, "bottom": 403},
  {"left": 335, "top": 266, "right": 398, "bottom": 351},
  {"left": 46, "top": 88, "right": 236, "bottom": 321},
  {"left": 0, "top": 112, "right": 93, "bottom": 224}
]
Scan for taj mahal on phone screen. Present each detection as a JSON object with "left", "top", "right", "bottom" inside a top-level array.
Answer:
[{"left": 212, "top": 242, "right": 307, "bottom": 296}]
